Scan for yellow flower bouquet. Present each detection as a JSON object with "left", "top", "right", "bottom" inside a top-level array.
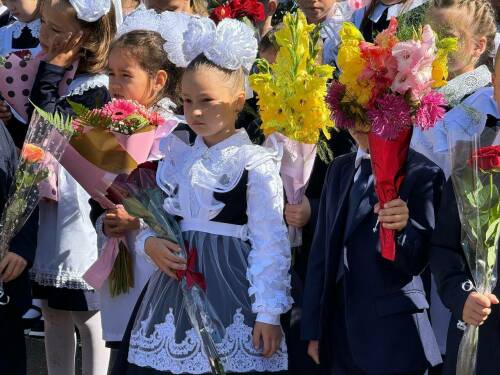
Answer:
[{"left": 250, "top": 10, "right": 334, "bottom": 247}]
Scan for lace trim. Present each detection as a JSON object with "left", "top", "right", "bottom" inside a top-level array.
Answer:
[
  {"left": 11, "top": 19, "right": 41, "bottom": 39},
  {"left": 30, "top": 270, "right": 94, "bottom": 290},
  {"left": 64, "top": 74, "right": 109, "bottom": 97},
  {"left": 128, "top": 308, "right": 288, "bottom": 374},
  {"left": 439, "top": 65, "right": 491, "bottom": 107}
]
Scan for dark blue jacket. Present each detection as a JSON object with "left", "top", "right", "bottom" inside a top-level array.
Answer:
[
  {"left": 431, "top": 179, "right": 500, "bottom": 375},
  {"left": 302, "top": 150, "right": 444, "bottom": 374},
  {"left": 0, "top": 121, "right": 38, "bottom": 316}
]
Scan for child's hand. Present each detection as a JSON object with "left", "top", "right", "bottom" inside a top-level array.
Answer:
[
  {"left": 463, "top": 291, "right": 499, "bottom": 326},
  {"left": 0, "top": 101, "right": 12, "bottom": 122},
  {"left": 374, "top": 198, "right": 409, "bottom": 231},
  {"left": 0, "top": 252, "right": 28, "bottom": 282},
  {"left": 252, "top": 321, "right": 282, "bottom": 358},
  {"left": 45, "top": 31, "right": 83, "bottom": 68},
  {"left": 144, "top": 237, "right": 186, "bottom": 279},
  {"left": 307, "top": 340, "right": 320, "bottom": 364},
  {"left": 285, "top": 196, "right": 311, "bottom": 228},
  {"left": 103, "top": 206, "right": 140, "bottom": 238}
]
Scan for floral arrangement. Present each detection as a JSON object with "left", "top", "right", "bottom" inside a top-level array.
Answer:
[
  {"left": 326, "top": 19, "right": 457, "bottom": 139},
  {"left": 249, "top": 10, "right": 334, "bottom": 247},
  {"left": 250, "top": 10, "right": 335, "bottom": 144},
  {"left": 72, "top": 99, "right": 165, "bottom": 135},
  {"left": 325, "top": 19, "right": 457, "bottom": 261},
  {"left": 209, "top": 0, "right": 265, "bottom": 25},
  {"left": 0, "top": 110, "right": 74, "bottom": 301},
  {"left": 449, "top": 135, "right": 500, "bottom": 375}
]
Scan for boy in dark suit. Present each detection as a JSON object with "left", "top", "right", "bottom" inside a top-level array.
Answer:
[
  {"left": 0, "top": 121, "right": 38, "bottom": 375},
  {"left": 429, "top": 49, "right": 500, "bottom": 375},
  {"left": 302, "top": 129, "right": 445, "bottom": 374}
]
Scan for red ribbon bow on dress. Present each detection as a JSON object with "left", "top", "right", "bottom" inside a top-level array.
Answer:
[{"left": 176, "top": 242, "right": 206, "bottom": 290}]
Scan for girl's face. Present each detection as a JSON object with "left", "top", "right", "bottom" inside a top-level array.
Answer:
[
  {"left": 428, "top": 9, "right": 487, "bottom": 77},
  {"left": 4, "top": 0, "right": 38, "bottom": 23},
  {"left": 39, "top": 0, "right": 81, "bottom": 53},
  {"left": 144, "top": 0, "right": 191, "bottom": 13},
  {"left": 181, "top": 66, "right": 245, "bottom": 147},
  {"left": 297, "top": 0, "right": 335, "bottom": 24},
  {"left": 108, "top": 47, "right": 167, "bottom": 107}
]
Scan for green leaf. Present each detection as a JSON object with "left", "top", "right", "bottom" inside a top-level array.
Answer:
[{"left": 32, "top": 103, "right": 75, "bottom": 137}]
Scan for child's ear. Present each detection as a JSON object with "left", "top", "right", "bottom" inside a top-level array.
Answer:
[
  {"left": 155, "top": 70, "right": 168, "bottom": 92},
  {"left": 474, "top": 36, "right": 488, "bottom": 59},
  {"left": 236, "top": 91, "right": 246, "bottom": 112}
]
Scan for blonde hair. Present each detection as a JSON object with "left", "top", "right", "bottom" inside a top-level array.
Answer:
[
  {"left": 191, "top": 0, "right": 208, "bottom": 15},
  {"left": 428, "top": 0, "right": 497, "bottom": 69}
]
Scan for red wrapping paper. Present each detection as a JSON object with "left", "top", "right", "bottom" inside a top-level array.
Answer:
[{"left": 368, "top": 127, "right": 412, "bottom": 261}]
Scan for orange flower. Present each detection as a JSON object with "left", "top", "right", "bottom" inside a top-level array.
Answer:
[{"left": 21, "top": 144, "right": 45, "bottom": 163}]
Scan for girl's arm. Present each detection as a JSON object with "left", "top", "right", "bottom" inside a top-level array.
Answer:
[{"left": 246, "top": 158, "right": 293, "bottom": 325}]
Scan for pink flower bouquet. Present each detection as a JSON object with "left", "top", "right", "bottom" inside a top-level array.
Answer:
[
  {"left": 42, "top": 99, "right": 179, "bottom": 295},
  {"left": 326, "top": 18, "right": 456, "bottom": 261}
]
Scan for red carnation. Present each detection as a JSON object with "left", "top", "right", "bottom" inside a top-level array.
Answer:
[
  {"left": 210, "top": 3, "right": 234, "bottom": 22},
  {"left": 231, "top": 0, "right": 265, "bottom": 23},
  {"left": 469, "top": 145, "right": 500, "bottom": 171}
]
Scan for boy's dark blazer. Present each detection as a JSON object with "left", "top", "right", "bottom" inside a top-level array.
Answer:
[{"left": 302, "top": 149, "right": 444, "bottom": 374}]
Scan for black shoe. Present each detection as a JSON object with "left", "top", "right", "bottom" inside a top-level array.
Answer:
[{"left": 27, "top": 318, "right": 45, "bottom": 338}]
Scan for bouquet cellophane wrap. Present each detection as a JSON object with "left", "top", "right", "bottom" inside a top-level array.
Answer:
[
  {"left": 0, "top": 113, "right": 73, "bottom": 301},
  {"left": 119, "top": 166, "right": 226, "bottom": 374},
  {"left": 448, "top": 126, "right": 500, "bottom": 375},
  {"left": 0, "top": 53, "right": 77, "bottom": 122},
  {"left": 79, "top": 119, "right": 178, "bottom": 290},
  {"left": 265, "top": 132, "right": 316, "bottom": 247}
]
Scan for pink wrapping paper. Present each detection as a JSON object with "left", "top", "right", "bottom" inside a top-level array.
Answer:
[
  {"left": 265, "top": 132, "right": 317, "bottom": 247},
  {"left": 77, "top": 120, "right": 178, "bottom": 289},
  {"left": 0, "top": 53, "right": 77, "bottom": 122}
]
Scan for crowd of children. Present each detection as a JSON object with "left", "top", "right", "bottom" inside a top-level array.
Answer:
[{"left": 0, "top": 0, "right": 498, "bottom": 374}]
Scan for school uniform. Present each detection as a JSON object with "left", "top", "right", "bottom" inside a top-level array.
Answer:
[
  {"left": 430, "top": 124, "right": 500, "bottom": 375},
  {"left": 302, "top": 148, "right": 444, "bottom": 375},
  {"left": 0, "top": 121, "right": 38, "bottom": 375},
  {"left": 27, "top": 62, "right": 111, "bottom": 311}
]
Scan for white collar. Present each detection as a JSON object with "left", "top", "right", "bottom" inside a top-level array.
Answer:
[
  {"left": 0, "top": 6, "right": 7, "bottom": 15},
  {"left": 10, "top": 18, "right": 41, "bottom": 39},
  {"left": 439, "top": 65, "right": 492, "bottom": 107},
  {"left": 355, "top": 147, "right": 370, "bottom": 168},
  {"left": 370, "top": 0, "right": 428, "bottom": 23},
  {"left": 193, "top": 128, "right": 251, "bottom": 152},
  {"left": 64, "top": 74, "right": 109, "bottom": 97}
]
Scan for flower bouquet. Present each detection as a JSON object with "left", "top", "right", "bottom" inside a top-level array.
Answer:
[
  {"left": 209, "top": 0, "right": 265, "bottom": 25},
  {"left": 250, "top": 10, "right": 334, "bottom": 247},
  {"left": 0, "top": 109, "right": 74, "bottom": 303},
  {"left": 326, "top": 19, "right": 457, "bottom": 260},
  {"left": 110, "top": 163, "right": 226, "bottom": 375},
  {"left": 39, "top": 99, "right": 179, "bottom": 296},
  {"left": 448, "top": 127, "right": 500, "bottom": 375},
  {"left": 0, "top": 51, "right": 77, "bottom": 122}
]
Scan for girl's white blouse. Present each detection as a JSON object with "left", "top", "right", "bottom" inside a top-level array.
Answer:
[{"left": 136, "top": 129, "right": 293, "bottom": 325}]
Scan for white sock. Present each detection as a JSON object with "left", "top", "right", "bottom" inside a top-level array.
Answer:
[
  {"left": 72, "top": 310, "right": 110, "bottom": 375},
  {"left": 42, "top": 301, "right": 76, "bottom": 375}
]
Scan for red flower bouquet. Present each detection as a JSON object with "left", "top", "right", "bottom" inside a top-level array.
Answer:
[{"left": 210, "top": 0, "right": 265, "bottom": 25}]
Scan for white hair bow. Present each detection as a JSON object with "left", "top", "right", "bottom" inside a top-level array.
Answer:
[
  {"left": 167, "top": 17, "right": 258, "bottom": 73},
  {"left": 68, "top": 0, "right": 122, "bottom": 26}
]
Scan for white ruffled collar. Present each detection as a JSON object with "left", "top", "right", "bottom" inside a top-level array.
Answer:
[
  {"left": 438, "top": 65, "right": 492, "bottom": 108},
  {"left": 193, "top": 129, "right": 251, "bottom": 152},
  {"left": 64, "top": 74, "right": 109, "bottom": 97},
  {"left": 10, "top": 18, "right": 41, "bottom": 39}
]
